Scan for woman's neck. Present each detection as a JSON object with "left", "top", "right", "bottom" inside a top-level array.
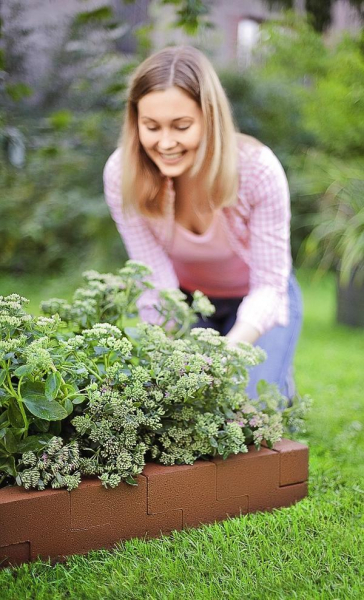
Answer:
[
  {"left": 173, "top": 172, "right": 211, "bottom": 212},
  {"left": 172, "top": 171, "right": 217, "bottom": 234}
]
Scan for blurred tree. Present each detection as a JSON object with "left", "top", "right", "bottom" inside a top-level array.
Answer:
[
  {"left": 305, "top": 0, "right": 333, "bottom": 32},
  {"left": 0, "top": 0, "right": 214, "bottom": 275},
  {"left": 266, "top": 0, "right": 364, "bottom": 31},
  {"left": 0, "top": 1, "right": 33, "bottom": 114},
  {"left": 160, "top": 0, "right": 212, "bottom": 35}
]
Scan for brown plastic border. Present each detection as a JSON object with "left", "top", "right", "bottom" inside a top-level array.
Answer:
[{"left": 0, "top": 439, "right": 308, "bottom": 569}]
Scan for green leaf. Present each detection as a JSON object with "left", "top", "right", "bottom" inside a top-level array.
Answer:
[
  {"left": 3, "top": 429, "right": 17, "bottom": 454},
  {"left": 0, "top": 456, "right": 16, "bottom": 477},
  {"left": 45, "top": 371, "right": 62, "bottom": 401},
  {"left": 32, "top": 417, "right": 50, "bottom": 433},
  {"left": 72, "top": 395, "right": 86, "bottom": 405},
  {"left": 55, "top": 472, "right": 64, "bottom": 484},
  {"left": 0, "top": 369, "right": 7, "bottom": 386},
  {"left": 23, "top": 396, "right": 68, "bottom": 421},
  {"left": 17, "top": 435, "right": 53, "bottom": 453},
  {"left": 64, "top": 398, "right": 74, "bottom": 416},
  {"left": 22, "top": 381, "right": 46, "bottom": 398},
  {"left": 94, "top": 346, "right": 110, "bottom": 356},
  {"left": 124, "top": 327, "right": 142, "bottom": 341},
  {"left": 0, "top": 410, "right": 8, "bottom": 426},
  {"left": 8, "top": 399, "right": 24, "bottom": 428},
  {"left": 14, "top": 364, "right": 33, "bottom": 377},
  {"left": 125, "top": 475, "right": 138, "bottom": 486},
  {"left": 64, "top": 383, "right": 79, "bottom": 395}
]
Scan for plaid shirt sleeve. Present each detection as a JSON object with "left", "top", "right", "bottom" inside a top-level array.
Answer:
[
  {"left": 103, "top": 148, "right": 179, "bottom": 323},
  {"left": 235, "top": 146, "right": 292, "bottom": 334}
]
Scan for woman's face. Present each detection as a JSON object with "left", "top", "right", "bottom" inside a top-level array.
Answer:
[{"left": 137, "top": 86, "right": 203, "bottom": 179}]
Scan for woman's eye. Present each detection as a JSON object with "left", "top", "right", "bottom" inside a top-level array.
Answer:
[{"left": 145, "top": 125, "right": 190, "bottom": 131}]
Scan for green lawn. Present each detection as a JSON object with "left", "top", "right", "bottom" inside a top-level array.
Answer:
[{"left": 1, "top": 269, "right": 363, "bottom": 600}]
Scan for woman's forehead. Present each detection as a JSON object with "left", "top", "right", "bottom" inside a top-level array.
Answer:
[{"left": 137, "top": 87, "right": 201, "bottom": 120}]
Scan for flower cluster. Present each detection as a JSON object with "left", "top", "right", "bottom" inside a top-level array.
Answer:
[
  {"left": 41, "top": 260, "right": 155, "bottom": 332},
  {"left": 16, "top": 437, "right": 81, "bottom": 491},
  {"left": 191, "top": 290, "right": 216, "bottom": 318},
  {"left": 22, "top": 337, "right": 54, "bottom": 375},
  {"left": 72, "top": 382, "right": 151, "bottom": 487},
  {"left": 0, "top": 294, "right": 32, "bottom": 337}
]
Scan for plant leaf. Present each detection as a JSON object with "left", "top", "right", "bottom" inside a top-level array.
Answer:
[
  {"left": 32, "top": 417, "right": 50, "bottom": 433},
  {"left": 23, "top": 397, "right": 68, "bottom": 421},
  {"left": 23, "top": 386, "right": 68, "bottom": 421},
  {"left": 45, "top": 371, "right": 62, "bottom": 401},
  {"left": 14, "top": 364, "right": 33, "bottom": 377},
  {"left": 125, "top": 475, "right": 138, "bottom": 486},
  {"left": 0, "top": 411, "right": 8, "bottom": 427},
  {"left": 0, "top": 456, "right": 16, "bottom": 476},
  {"left": 8, "top": 399, "right": 24, "bottom": 428},
  {"left": 17, "top": 435, "right": 53, "bottom": 453},
  {"left": 124, "top": 327, "right": 142, "bottom": 341},
  {"left": 3, "top": 429, "right": 17, "bottom": 453},
  {"left": 94, "top": 346, "right": 110, "bottom": 356},
  {"left": 64, "top": 398, "right": 74, "bottom": 416},
  {"left": 22, "top": 381, "right": 46, "bottom": 398},
  {"left": 71, "top": 395, "right": 86, "bottom": 405}
]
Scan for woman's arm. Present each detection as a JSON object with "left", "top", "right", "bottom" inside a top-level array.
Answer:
[
  {"left": 230, "top": 145, "right": 292, "bottom": 341},
  {"left": 226, "top": 321, "right": 260, "bottom": 345}
]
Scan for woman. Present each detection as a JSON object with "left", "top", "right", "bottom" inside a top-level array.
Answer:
[{"left": 103, "top": 45, "right": 303, "bottom": 399}]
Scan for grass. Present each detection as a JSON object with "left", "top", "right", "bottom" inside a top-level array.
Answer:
[{"left": 0, "top": 269, "right": 363, "bottom": 600}]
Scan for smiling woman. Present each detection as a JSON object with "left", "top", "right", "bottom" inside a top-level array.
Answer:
[{"left": 103, "top": 45, "right": 303, "bottom": 400}]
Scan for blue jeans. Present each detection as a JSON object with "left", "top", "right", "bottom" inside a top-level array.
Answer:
[{"left": 182, "top": 272, "right": 303, "bottom": 399}]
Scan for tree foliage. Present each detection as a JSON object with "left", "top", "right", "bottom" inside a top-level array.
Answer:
[{"left": 266, "top": 0, "right": 364, "bottom": 31}]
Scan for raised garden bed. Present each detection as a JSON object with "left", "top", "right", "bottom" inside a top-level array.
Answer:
[{"left": 0, "top": 439, "right": 308, "bottom": 569}]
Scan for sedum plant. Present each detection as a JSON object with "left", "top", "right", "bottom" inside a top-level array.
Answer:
[
  {"left": 70, "top": 323, "right": 283, "bottom": 489},
  {"left": 0, "top": 261, "right": 310, "bottom": 491},
  {"left": 0, "top": 295, "right": 138, "bottom": 488},
  {"left": 40, "top": 261, "right": 212, "bottom": 335}
]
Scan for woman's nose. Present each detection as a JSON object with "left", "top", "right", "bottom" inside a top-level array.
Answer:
[{"left": 157, "top": 130, "right": 177, "bottom": 150}]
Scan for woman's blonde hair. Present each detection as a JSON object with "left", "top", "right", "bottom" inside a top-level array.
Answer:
[{"left": 121, "top": 45, "right": 238, "bottom": 217}]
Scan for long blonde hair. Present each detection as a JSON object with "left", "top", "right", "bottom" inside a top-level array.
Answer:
[{"left": 121, "top": 45, "right": 239, "bottom": 217}]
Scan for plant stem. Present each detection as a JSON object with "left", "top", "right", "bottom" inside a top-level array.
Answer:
[{"left": 14, "top": 375, "right": 29, "bottom": 431}]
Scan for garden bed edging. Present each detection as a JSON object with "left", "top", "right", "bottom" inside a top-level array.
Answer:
[{"left": 0, "top": 438, "right": 308, "bottom": 569}]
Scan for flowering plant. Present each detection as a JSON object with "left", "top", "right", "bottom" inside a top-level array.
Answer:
[{"left": 0, "top": 262, "right": 310, "bottom": 491}]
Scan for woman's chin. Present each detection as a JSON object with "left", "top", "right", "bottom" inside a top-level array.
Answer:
[{"left": 157, "top": 158, "right": 193, "bottom": 178}]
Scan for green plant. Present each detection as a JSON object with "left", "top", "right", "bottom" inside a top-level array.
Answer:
[
  {"left": 299, "top": 156, "right": 364, "bottom": 285},
  {"left": 0, "top": 261, "right": 308, "bottom": 491}
]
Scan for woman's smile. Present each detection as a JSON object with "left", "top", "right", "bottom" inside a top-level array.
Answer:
[{"left": 157, "top": 150, "right": 187, "bottom": 164}]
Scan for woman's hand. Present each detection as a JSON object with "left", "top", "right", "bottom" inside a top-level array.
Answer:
[{"left": 225, "top": 321, "right": 260, "bottom": 347}]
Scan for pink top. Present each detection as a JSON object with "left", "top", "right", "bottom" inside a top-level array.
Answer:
[
  {"left": 103, "top": 138, "right": 292, "bottom": 335},
  {"left": 170, "top": 212, "right": 249, "bottom": 297}
]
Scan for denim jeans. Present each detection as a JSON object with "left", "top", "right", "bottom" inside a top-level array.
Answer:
[{"left": 182, "top": 272, "right": 303, "bottom": 399}]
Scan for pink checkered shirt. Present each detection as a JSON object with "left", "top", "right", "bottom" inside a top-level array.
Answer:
[{"left": 103, "top": 141, "right": 292, "bottom": 335}]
